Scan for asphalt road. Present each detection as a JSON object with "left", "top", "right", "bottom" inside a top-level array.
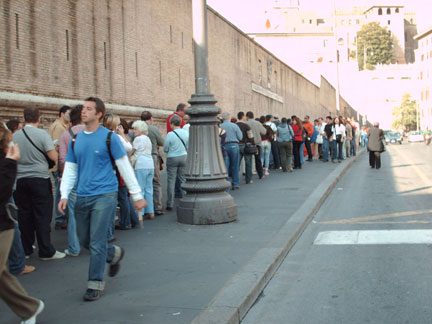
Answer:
[{"left": 242, "top": 142, "right": 432, "bottom": 324}]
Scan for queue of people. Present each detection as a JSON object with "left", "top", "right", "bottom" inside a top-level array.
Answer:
[{"left": 1, "top": 97, "right": 372, "bottom": 323}]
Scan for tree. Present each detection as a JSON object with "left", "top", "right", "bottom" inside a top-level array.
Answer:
[
  {"left": 392, "top": 93, "right": 417, "bottom": 131},
  {"left": 356, "top": 22, "right": 394, "bottom": 71}
]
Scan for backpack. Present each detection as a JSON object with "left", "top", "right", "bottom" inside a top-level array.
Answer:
[{"left": 71, "top": 131, "right": 124, "bottom": 186}]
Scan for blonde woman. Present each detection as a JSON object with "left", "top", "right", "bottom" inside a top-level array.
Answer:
[
  {"left": 131, "top": 121, "right": 154, "bottom": 219},
  {"left": 103, "top": 114, "right": 137, "bottom": 235}
]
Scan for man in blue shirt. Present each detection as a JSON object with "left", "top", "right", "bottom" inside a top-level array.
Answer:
[
  {"left": 59, "top": 97, "right": 146, "bottom": 301},
  {"left": 220, "top": 112, "right": 243, "bottom": 190}
]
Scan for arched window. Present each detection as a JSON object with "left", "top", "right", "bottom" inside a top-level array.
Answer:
[
  {"left": 378, "top": 8, "right": 382, "bottom": 15},
  {"left": 387, "top": 8, "right": 391, "bottom": 15},
  {"left": 338, "top": 38, "right": 344, "bottom": 46}
]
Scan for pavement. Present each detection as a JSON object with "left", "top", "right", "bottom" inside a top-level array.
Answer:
[
  {"left": 242, "top": 143, "right": 432, "bottom": 324},
  {"left": 1, "top": 149, "right": 364, "bottom": 324}
]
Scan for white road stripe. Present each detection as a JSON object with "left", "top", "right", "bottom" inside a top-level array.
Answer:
[{"left": 314, "top": 230, "right": 432, "bottom": 245}]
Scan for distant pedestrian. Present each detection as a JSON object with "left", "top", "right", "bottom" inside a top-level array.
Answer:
[
  {"left": 246, "top": 111, "right": 266, "bottom": 179},
  {"left": 132, "top": 121, "right": 155, "bottom": 220},
  {"left": 237, "top": 112, "right": 255, "bottom": 184},
  {"left": 49, "top": 105, "right": 71, "bottom": 230},
  {"left": 59, "top": 97, "right": 146, "bottom": 301},
  {"left": 13, "top": 108, "right": 65, "bottom": 261},
  {"left": 0, "top": 124, "right": 45, "bottom": 324},
  {"left": 322, "top": 116, "right": 333, "bottom": 162},
  {"left": 292, "top": 117, "right": 304, "bottom": 169},
  {"left": 59, "top": 105, "right": 85, "bottom": 257},
  {"left": 141, "top": 111, "right": 165, "bottom": 216},
  {"left": 277, "top": 118, "right": 294, "bottom": 172},
  {"left": 164, "top": 115, "right": 188, "bottom": 210},
  {"left": 221, "top": 112, "right": 243, "bottom": 189},
  {"left": 332, "top": 117, "right": 345, "bottom": 163},
  {"left": 303, "top": 116, "right": 314, "bottom": 161},
  {"left": 367, "top": 122, "right": 384, "bottom": 169},
  {"left": 260, "top": 116, "right": 273, "bottom": 175}
]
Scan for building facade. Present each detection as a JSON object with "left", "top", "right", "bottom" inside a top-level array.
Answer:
[
  {"left": 0, "top": 0, "right": 349, "bottom": 130},
  {"left": 415, "top": 26, "right": 432, "bottom": 130}
]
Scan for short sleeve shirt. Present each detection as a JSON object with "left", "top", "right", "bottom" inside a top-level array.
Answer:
[
  {"left": 66, "top": 126, "right": 126, "bottom": 197},
  {"left": 13, "top": 125, "right": 55, "bottom": 179}
]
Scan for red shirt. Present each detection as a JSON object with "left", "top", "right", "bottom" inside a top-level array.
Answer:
[
  {"left": 166, "top": 112, "right": 185, "bottom": 133},
  {"left": 292, "top": 124, "right": 303, "bottom": 142}
]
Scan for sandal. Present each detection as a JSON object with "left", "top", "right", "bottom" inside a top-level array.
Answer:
[{"left": 20, "top": 265, "right": 36, "bottom": 275}]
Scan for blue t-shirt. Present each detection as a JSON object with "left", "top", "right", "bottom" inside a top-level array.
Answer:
[{"left": 66, "top": 126, "right": 126, "bottom": 197}]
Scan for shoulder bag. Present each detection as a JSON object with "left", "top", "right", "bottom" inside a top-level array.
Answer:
[
  {"left": 22, "top": 128, "right": 56, "bottom": 169},
  {"left": 172, "top": 130, "right": 187, "bottom": 151}
]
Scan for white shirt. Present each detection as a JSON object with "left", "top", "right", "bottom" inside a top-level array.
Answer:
[
  {"left": 133, "top": 135, "right": 154, "bottom": 169},
  {"left": 333, "top": 124, "right": 345, "bottom": 140}
]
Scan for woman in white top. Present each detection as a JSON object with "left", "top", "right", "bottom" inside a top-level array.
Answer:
[
  {"left": 131, "top": 121, "right": 155, "bottom": 219},
  {"left": 331, "top": 117, "right": 345, "bottom": 163}
]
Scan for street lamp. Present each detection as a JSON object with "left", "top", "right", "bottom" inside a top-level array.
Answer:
[{"left": 176, "top": 0, "right": 238, "bottom": 224}]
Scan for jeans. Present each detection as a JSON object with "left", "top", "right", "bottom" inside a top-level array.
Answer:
[
  {"left": 75, "top": 192, "right": 118, "bottom": 290},
  {"left": 350, "top": 139, "right": 357, "bottom": 156},
  {"left": 152, "top": 154, "right": 163, "bottom": 212},
  {"left": 300, "top": 142, "right": 305, "bottom": 164},
  {"left": 66, "top": 188, "right": 80, "bottom": 255},
  {"left": 239, "top": 144, "right": 253, "bottom": 184},
  {"left": 322, "top": 138, "right": 330, "bottom": 161},
  {"left": 304, "top": 139, "right": 312, "bottom": 159},
  {"left": 270, "top": 141, "right": 281, "bottom": 168},
  {"left": 223, "top": 143, "right": 241, "bottom": 187},
  {"left": 135, "top": 168, "right": 154, "bottom": 215},
  {"left": 8, "top": 223, "right": 25, "bottom": 275},
  {"left": 118, "top": 185, "right": 138, "bottom": 227},
  {"left": 14, "top": 177, "right": 56, "bottom": 258},
  {"left": 52, "top": 171, "right": 66, "bottom": 224},
  {"left": 369, "top": 151, "right": 381, "bottom": 169},
  {"left": 278, "top": 141, "right": 293, "bottom": 172},
  {"left": 260, "top": 141, "right": 271, "bottom": 169},
  {"left": 293, "top": 141, "right": 302, "bottom": 168},
  {"left": 166, "top": 155, "right": 187, "bottom": 208},
  {"left": 254, "top": 146, "right": 264, "bottom": 179},
  {"left": 331, "top": 140, "right": 338, "bottom": 161},
  {"left": 342, "top": 138, "right": 347, "bottom": 159}
]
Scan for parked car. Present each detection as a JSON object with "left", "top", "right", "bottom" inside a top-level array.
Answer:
[
  {"left": 385, "top": 132, "right": 403, "bottom": 144},
  {"left": 408, "top": 131, "right": 424, "bottom": 143}
]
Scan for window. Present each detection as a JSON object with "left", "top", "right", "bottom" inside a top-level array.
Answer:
[
  {"left": 66, "top": 30, "right": 69, "bottom": 61},
  {"left": 274, "top": 71, "right": 278, "bottom": 92},
  {"left": 323, "top": 39, "right": 328, "bottom": 47},
  {"left": 258, "top": 59, "right": 262, "bottom": 85},
  {"left": 422, "top": 54, "right": 424, "bottom": 61},
  {"left": 420, "top": 71, "right": 423, "bottom": 80},
  {"left": 387, "top": 8, "right": 391, "bottom": 15},
  {"left": 356, "top": 19, "right": 360, "bottom": 25},
  {"left": 309, "top": 19, "right": 313, "bottom": 24},
  {"left": 302, "top": 19, "right": 305, "bottom": 24},
  {"left": 348, "top": 19, "right": 351, "bottom": 25},
  {"left": 378, "top": 8, "right": 382, "bottom": 15},
  {"left": 15, "top": 14, "right": 19, "bottom": 49},
  {"left": 338, "top": 38, "right": 344, "bottom": 46},
  {"left": 395, "top": 8, "right": 399, "bottom": 13},
  {"left": 388, "top": 20, "right": 391, "bottom": 25},
  {"left": 341, "top": 19, "right": 344, "bottom": 25}
]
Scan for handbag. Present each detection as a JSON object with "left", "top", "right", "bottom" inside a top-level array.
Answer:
[
  {"left": 22, "top": 129, "right": 56, "bottom": 169},
  {"left": 244, "top": 143, "right": 258, "bottom": 155},
  {"left": 159, "top": 155, "right": 164, "bottom": 171},
  {"left": 5, "top": 202, "right": 18, "bottom": 223}
]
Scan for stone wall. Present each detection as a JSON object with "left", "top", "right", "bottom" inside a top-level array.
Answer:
[{"left": 0, "top": 0, "right": 353, "bottom": 132}]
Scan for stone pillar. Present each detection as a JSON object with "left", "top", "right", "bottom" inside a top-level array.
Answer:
[{"left": 176, "top": 0, "right": 237, "bottom": 224}]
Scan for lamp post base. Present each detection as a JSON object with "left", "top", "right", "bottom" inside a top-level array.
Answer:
[{"left": 177, "top": 191, "right": 237, "bottom": 225}]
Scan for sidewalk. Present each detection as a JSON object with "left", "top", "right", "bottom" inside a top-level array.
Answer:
[{"left": 1, "top": 151, "right": 364, "bottom": 324}]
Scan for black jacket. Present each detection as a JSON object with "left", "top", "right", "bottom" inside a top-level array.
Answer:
[
  {"left": 0, "top": 154, "right": 17, "bottom": 231},
  {"left": 324, "top": 123, "right": 333, "bottom": 139}
]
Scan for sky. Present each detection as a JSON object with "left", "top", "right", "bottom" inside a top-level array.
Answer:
[{"left": 207, "top": 0, "right": 432, "bottom": 33}]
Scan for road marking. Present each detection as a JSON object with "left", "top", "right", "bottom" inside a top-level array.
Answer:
[
  {"left": 317, "top": 209, "right": 432, "bottom": 225},
  {"left": 314, "top": 230, "right": 432, "bottom": 245}
]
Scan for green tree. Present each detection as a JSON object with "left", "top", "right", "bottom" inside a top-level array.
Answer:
[
  {"left": 392, "top": 93, "right": 417, "bottom": 131},
  {"left": 357, "top": 22, "right": 394, "bottom": 70}
]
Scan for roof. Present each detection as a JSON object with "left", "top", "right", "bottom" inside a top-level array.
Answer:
[
  {"left": 414, "top": 26, "right": 432, "bottom": 40},
  {"left": 365, "top": 5, "right": 404, "bottom": 13}
]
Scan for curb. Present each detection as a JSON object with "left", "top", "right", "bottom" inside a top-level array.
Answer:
[{"left": 191, "top": 149, "right": 366, "bottom": 324}]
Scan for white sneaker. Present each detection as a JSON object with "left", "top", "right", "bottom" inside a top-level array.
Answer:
[
  {"left": 64, "top": 249, "right": 79, "bottom": 257},
  {"left": 40, "top": 251, "right": 66, "bottom": 261},
  {"left": 21, "top": 300, "right": 44, "bottom": 324}
]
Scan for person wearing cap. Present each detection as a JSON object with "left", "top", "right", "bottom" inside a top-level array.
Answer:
[{"left": 367, "top": 122, "right": 384, "bottom": 169}]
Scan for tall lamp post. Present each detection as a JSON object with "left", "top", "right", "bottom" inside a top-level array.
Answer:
[{"left": 176, "top": 0, "right": 237, "bottom": 224}]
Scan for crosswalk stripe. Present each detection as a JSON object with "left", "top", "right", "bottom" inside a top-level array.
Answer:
[{"left": 314, "top": 230, "right": 432, "bottom": 245}]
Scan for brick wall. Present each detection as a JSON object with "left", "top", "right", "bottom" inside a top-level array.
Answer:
[{"left": 0, "top": 0, "right": 351, "bottom": 131}]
